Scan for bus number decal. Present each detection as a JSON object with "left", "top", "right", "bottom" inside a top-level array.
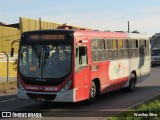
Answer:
[
  {"left": 30, "top": 66, "right": 37, "bottom": 72},
  {"left": 44, "top": 87, "right": 58, "bottom": 91}
]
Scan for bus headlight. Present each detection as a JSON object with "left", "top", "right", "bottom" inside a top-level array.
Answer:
[
  {"left": 61, "top": 80, "right": 72, "bottom": 92},
  {"left": 18, "top": 78, "right": 24, "bottom": 90}
]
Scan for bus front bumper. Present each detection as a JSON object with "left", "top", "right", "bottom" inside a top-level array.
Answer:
[{"left": 18, "top": 88, "right": 76, "bottom": 102}]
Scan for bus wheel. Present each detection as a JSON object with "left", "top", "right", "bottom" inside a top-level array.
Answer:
[
  {"left": 127, "top": 73, "right": 136, "bottom": 91},
  {"left": 86, "top": 82, "right": 97, "bottom": 104}
]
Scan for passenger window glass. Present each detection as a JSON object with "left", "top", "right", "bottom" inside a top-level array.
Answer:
[
  {"left": 76, "top": 47, "right": 88, "bottom": 67},
  {"left": 129, "top": 39, "right": 139, "bottom": 58},
  {"left": 91, "top": 39, "right": 105, "bottom": 62},
  {"left": 105, "top": 39, "right": 118, "bottom": 60},
  {"left": 118, "top": 39, "right": 129, "bottom": 59},
  {"left": 139, "top": 40, "right": 146, "bottom": 57}
]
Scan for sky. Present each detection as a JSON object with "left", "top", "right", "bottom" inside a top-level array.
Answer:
[{"left": 0, "top": 0, "right": 160, "bottom": 36}]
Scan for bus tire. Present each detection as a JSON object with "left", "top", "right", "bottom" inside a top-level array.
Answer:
[
  {"left": 85, "top": 81, "right": 97, "bottom": 105},
  {"left": 127, "top": 73, "right": 136, "bottom": 92}
]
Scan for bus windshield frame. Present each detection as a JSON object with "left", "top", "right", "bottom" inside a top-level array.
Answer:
[{"left": 18, "top": 31, "right": 73, "bottom": 82}]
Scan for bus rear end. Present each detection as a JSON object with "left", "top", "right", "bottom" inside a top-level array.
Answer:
[{"left": 17, "top": 30, "right": 76, "bottom": 102}]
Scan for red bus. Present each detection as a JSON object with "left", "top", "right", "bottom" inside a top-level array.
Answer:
[{"left": 14, "top": 26, "right": 150, "bottom": 104}]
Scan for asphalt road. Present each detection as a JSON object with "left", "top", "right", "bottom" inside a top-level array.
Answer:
[{"left": 0, "top": 66, "right": 160, "bottom": 119}]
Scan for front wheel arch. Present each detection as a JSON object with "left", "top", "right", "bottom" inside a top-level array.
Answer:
[{"left": 85, "top": 79, "right": 100, "bottom": 105}]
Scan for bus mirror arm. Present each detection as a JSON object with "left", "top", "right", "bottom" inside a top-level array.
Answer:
[{"left": 10, "top": 39, "right": 20, "bottom": 57}]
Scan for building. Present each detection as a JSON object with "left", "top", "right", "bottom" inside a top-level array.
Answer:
[{"left": 151, "top": 33, "right": 160, "bottom": 49}]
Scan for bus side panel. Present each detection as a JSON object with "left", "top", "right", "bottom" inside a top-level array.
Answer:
[
  {"left": 107, "top": 59, "right": 130, "bottom": 91},
  {"left": 90, "top": 60, "right": 130, "bottom": 94},
  {"left": 130, "top": 57, "right": 150, "bottom": 84},
  {"left": 74, "top": 68, "right": 90, "bottom": 102},
  {"left": 90, "top": 62, "right": 110, "bottom": 94}
]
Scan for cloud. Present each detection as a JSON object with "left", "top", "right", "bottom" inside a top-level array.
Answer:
[
  {"left": 130, "top": 15, "right": 160, "bottom": 35},
  {"left": 1, "top": 1, "right": 160, "bottom": 36},
  {"left": 0, "top": 12, "right": 7, "bottom": 23},
  {"left": 42, "top": 13, "right": 131, "bottom": 32},
  {"left": 42, "top": 7, "right": 160, "bottom": 36}
]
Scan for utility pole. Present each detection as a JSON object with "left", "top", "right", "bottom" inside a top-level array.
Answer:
[
  {"left": 128, "top": 21, "right": 130, "bottom": 33},
  {"left": 39, "top": 18, "right": 41, "bottom": 30}
]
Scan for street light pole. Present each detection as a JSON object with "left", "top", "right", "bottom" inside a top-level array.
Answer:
[
  {"left": 3, "top": 51, "right": 9, "bottom": 82},
  {"left": 128, "top": 21, "right": 130, "bottom": 33}
]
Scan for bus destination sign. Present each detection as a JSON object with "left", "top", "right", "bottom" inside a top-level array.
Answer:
[{"left": 29, "top": 34, "right": 65, "bottom": 40}]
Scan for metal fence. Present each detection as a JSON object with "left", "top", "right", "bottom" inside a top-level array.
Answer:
[{"left": 0, "top": 53, "right": 18, "bottom": 82}]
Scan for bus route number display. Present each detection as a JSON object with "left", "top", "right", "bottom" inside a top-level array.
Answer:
[{"left": 29, "top": 34, "right": 65, "bottom": 40}]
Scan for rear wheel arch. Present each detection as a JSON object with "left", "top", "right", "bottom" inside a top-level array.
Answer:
[
  {"left": 128, "top": 71, "right": 136, "bottom": 91},
  {"left": 92, "top": 78, "right": 100, "bottom": 96},
  {"left": 131, "top": 71, "right": 137, "bottom": 83},
  {"left": 122, "top": 71, "right": 137, "bottom": 92}
]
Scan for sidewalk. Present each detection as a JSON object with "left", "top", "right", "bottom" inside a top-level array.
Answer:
[
  {"left": 0, "top": 77, "right": 17, "bottom": 96},
  {"left": 0, "top": 77, "right": 16, "bottom": 83}
]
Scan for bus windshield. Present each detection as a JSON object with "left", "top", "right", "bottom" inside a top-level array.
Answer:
[
  {"left": 151, "top": 49, "right": 160, "bottom": 56},
  {"left": 19, "top": 43, "right": 71, "bottom": 79}
]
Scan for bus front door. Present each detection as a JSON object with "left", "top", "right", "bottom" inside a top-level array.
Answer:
[{"left": 75, "top": 46, "right": 90, "bottom": 102}]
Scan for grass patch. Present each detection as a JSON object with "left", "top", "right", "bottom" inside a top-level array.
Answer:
[
  {"left": 0, "top": 81, "right": 17, "bottom": 95},
  {"left": 109, "top": 95, "right": 160, "bottom": 120}
]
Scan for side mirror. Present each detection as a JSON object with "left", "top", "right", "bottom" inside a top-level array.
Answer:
[{"left": 11, "top": 48, "right": 14, "bottom": 57}]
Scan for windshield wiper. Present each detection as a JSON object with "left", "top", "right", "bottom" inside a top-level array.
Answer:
[
  {"left": 43, "top": 46, "right": 50, "bottom": 68},
  {"left": 41, "top": 46, "right": 48, "bottom": 78},
  {"left": 42, "top": 46, "right": 46, "bottom": 69},
  {"left": 40, "top": 48, "right": 44, "bottom": 78},
  {"left": 32, "top": 45, "right": 41, "bottom": 68}
]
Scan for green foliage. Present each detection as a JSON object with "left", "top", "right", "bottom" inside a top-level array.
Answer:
[
  {"left": 109, "top": 95, "right": 160, "bottom": 120},
  {"left": 138, "top": 98, "right": 160, "bottom": 111}
]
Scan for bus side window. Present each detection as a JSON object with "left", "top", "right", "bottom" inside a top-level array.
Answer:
[
  {"left": 118, "top": 39, "right": 129, "bottom": 59},
  {"left": 76, "top": 47, "right": 88, "bottom": 67},
  {"left": 129, "top": 39, "right": 139, "bottom": 58},
  {"left": 105, "top": 39, "right": 118, "bottom": 60},
  {"left": 139, "top": 40, "right": 146, "bottom": 57},
  {"left": 79, "top": 47, "right": 88, "bottom": 65},
  {"left": 75, "top": 48, "right": 79, "bottom": 68}
]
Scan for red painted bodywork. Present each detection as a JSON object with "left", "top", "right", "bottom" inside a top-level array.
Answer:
[{"left": 73, "top": 30, "right": 128, "bottom": 102}]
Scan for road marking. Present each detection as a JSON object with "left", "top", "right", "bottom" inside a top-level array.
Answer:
[
  {"left": 0, "top": 98, "right": 17, "bottom": 103},
  {"left": 1, "top": 102, "right": 35, "bottom": 111}
]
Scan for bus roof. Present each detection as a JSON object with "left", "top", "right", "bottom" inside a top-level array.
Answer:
[
  {"left": 74, "top": 29, "right": 127, "bottom": 38},
  {"left": 22, "top": 29, "right": 150, "bottom": 40},
  {"left": 22, "top": 29, "right": 128, "bottom": 39},
  {"left": 23, "top": 29, "right": 150, "bottom": 40},
  {"left": 127, "top": 33, "right": 149, "bottom": 40}
]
